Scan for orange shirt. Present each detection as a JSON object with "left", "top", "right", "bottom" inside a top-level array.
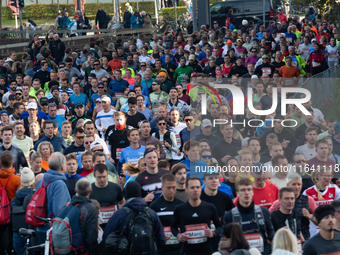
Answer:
[
  {"left": 108, "top": 59, "right": 122, "bottom": 73},
  {"left": 42, "top": 160, "right": 49, "bottom": 171},
  {"left": 279, "top": 65, "right": 300, "bottom": 87},
  {"left": 233, "top": 181, "right": 279, "bottom": 209},
  {"left": 0, "top": 168, "right": 21, "bottom": 202}
]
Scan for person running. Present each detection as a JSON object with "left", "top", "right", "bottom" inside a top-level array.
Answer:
[
  {"left": 303, "top": 204, "right": 340, "bottom": 254},
  {"left": 171, "top": 176, "right": 222, "bottom": 255},
  {"left": 150, "top": 173, "right": 183, "bottom": 255},
  {"left": 223, "top": 178, "right": 275, "bottom": 255}
]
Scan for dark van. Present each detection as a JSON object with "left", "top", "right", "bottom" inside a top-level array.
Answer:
[{"left": 211, "top": 0, "right": 281, "bottom": 28}]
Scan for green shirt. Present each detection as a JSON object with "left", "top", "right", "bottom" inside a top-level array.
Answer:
[
  {"left": 173, "top": 65, "right": 194, "bottom": 83},
  {"left": 29, "top": 87, "right": 42, "bottom": 99},
  {"left": 58, "top": 134, "right": 75, "bottom": 147},
  {"left": 188, "top": 85, "right": 206, "bottom": 102},
  {"left": 149, "top": 91, "right": 170, "bottom": 115},
  {"left": 11, "top": 136, "right": 33, "bottom": 158},
  {"left": 294, "top": 31, "right": 302, "bottom": 41},
  {"left": 116, "top": 96, "right": 128, "bottom": 111}
]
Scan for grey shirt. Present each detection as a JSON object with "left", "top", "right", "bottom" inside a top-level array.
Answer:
[{"left": 90, "top": 68, "right": 110, "bottom": 79}]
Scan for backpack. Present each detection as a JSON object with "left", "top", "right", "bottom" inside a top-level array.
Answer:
[
  {"left": 0, "top": 175, "right": 13, "bottom": 225},
  {"left": 26, "top": 181, "right": 51, "bottom": 226},
  {"left": 225, "top": 17, "right": 231, "bottom": 29},
  {"left": 12, "top": 197, "right": 29, "bottom": 232},
  {"left": 105, "top": 206, "right": 157, "bottom": 255},
  {"left": 155, "top": 131, "right": 173, "bottom": 150},
  {"left": 51, "top": 203, "right": 87, "bottom": 255}
]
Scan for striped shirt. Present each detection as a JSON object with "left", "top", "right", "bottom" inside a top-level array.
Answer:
[
  {"left": 59, "top": 87, "right": 74, "bottom": 96},
  {"left": 95, "top": 109, "right": 116, "bottom": 135}
]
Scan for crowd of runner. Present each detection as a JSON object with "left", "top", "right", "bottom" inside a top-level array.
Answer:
[{"left": 0, "top": 5, "right": 340, "bottom": 255}]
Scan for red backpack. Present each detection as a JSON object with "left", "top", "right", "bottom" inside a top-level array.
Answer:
[
  {"left": 225, "top": 17, "right": 231, "bottom": 28},
  {"left": 26, "top": 181, "right": 51, "bottom": 226},
  {"left": 0, "top": 175, "right": 14, "bottom": 225}
]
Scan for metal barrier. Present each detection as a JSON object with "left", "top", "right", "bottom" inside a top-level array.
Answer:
[{"left": 295, "top": 65, "right": 340, "bottom": 108}]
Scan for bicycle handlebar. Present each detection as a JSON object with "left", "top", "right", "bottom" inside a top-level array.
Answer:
[{"left": 34, "top": 215, "right": 51, "bottom": 223}]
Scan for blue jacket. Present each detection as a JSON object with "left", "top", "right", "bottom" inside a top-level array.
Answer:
[
  {"left": 108, "top": 78, "right": 129, "bottom": 94},
  {"left": 103, "top": 197, "right": 166, "bottom": 248},
  {"left": 130, "top": 15, "right": 144, "bottom": 29},
  {"left": 60, "top": 16, "right": 71, "bottom": 29},
  {"left": 129, "top": 84, "right": 149, "bottom": 97},
  {"left": 201, "top": 182, "right": 234, "bottom": 199},
  {"left": 33, "top": 135, "right": 67, "bottom": 152},
  {"left": 37, "top": 170, "right": 71, "bottom": 220},
  {"left": 21, "top": 110, "right": 48, "bottom": 120},
  {"left": 332, "top": 136, "right": 340, "bottom": 156},
  {"left": 180, "top": 157, "right": 208, "bottom": 179},
  {"left": 47, "top": 115, "right": 66, "bottom": 133}
]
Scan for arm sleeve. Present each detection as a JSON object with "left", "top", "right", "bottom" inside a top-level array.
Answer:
[
  {"left": 308, "top": 196, "right": 318, "bottom": 214},
  {"left": 171, "top": 207, "right": 181, "bottom": 237},
  {"left": 52, "top": 183, "right": 71, "bottom": 217},
  {"left": 210, "top": 204, "right": 223, "bottom": 236},
  {"left": 263, "top": 208, "right": 275, "bottom": 241},
  {"left": 179, "top": 130, "right": 184, "bottom": 152},
  {"left": 84, "top": 206, "right": 99, "bottom": 254},
  {"left": 169, "top": 133, "right": 178, "bottom": 153},
  {"left": 156, "top": 139, "right": 166, "bottom": 159},
  {"left": 95, "top": 117, "right": 103, "bottom": 132}
]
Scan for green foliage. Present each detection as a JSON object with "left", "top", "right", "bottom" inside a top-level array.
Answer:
[
  {"left": 162, "top": 7, "right": 187, "bottom": 20},
  {"left": 84, "top": 2, "right": 155, "bottom": 16}
]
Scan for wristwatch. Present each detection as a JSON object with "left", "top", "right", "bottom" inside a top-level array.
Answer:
[{"left": 310, "top": 214, "right": 314, "bottom": 220}]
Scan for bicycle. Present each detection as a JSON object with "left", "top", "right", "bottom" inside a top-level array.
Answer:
[
  {"left": 177, "top": 13, "right": 189, "bottom": 32},
  {"left": 19, "top": 215, "right": 52, "bottom": 255}
]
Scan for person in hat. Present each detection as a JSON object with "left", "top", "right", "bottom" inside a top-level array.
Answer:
[
  {"left": 212, "top": 21, "right": 220, "bottom": 32},
  {"left": 21, "top": 102, "right": 42, "bottom": 136},
  {"left": 130, "top": 10, "right": 143, "bottom": 29},
  {"left": 277, "top": 8, "right": 287, "bottom": 23},
  {"left": 10, "top": 167, "right": 36, "bottom": 255},
  {"left": 303, "top": 204, "right": 340, "bottom": 254},
  {"left": 70, "top": 102, "right": 90, "bottom": 130}
]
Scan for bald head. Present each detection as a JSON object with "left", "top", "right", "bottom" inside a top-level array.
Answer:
[{"left": 35, "top": 173, "right": 44, "bottom": 184}]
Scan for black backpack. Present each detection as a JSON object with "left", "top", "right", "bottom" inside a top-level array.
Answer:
[
  {"left": 12, "top": 197, "right": 28, "bottom": 232},
  {"left": 105, "top": 206, "right": 157, "bottom": 255},
  {"left": 155, "top": 131, "right": 172, "bottom": 150}
]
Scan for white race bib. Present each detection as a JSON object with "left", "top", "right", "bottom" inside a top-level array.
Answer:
[
  {"left": 185, "top": 224, "right": 208, "bottom": 244},
  {"left": 164, "top": 227, "right": 180, "bottom": 245},
  {"left": 244, "top": 233, "right": 264, "bottom": 252},
  {"left": 100, "top": 205, "right": 117, "bottom": 223}
]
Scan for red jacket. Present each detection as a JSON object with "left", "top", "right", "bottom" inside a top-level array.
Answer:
[{"left": 309, "top": 50, "right": 325, "bottom": 68}]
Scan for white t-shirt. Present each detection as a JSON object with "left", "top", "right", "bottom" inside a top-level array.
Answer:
[
  {"left": 326, "top": 44, "right": 339, "bottom": 62},
  {"left": 295, "top": 143, "right": 317, "bottom": 160}
]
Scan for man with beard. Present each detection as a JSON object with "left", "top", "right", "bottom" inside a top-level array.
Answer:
[
  {"left": 162, "top": 54, "right": 178, "bottom": 79},
  {"left": 173, "top": 57, "right": 194, "bottom": 83}
]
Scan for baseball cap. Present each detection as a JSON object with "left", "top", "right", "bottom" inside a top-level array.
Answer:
[
  {"left": 233, "top": 29, "right": 238, "bottom": 32},
  {"left": 277, "top": 21, "right": 282, "bottom": 24},
  {"left": 40, "top": 97, "right": 48, "bottom": 105},
  {"left": 90, "top": 141, "right": 102, "bottom": 151},
  {"left": 201, "top": 119, "right": 212, "bottom": 128},
  {"left": 135, "top": 10, "right": 139, "bottom": 14},
  {"left": 189, "top": 54, "right": 196, "bottom": 60},
  {"left": 74, "top": 15, "right": 79, "bottom": 18},
  {"left": 227, "top": 40, "right": 232, "bottom": 44},
  {"left": 311, "top": 38, "right": 317, "bottom": 43},
  {"left": 213, "top": 21, "right": 218, "bottom": 24},
  {"left": 251, "top": 75, "right": 258, "bottom": 79},
  {"left": 9, "top": 94, "right": 17, "bottom": 100},
  {"left": 334, "top": 122, "right": 340, "bottom": 135},
  {"left": 27, "top": 102, "right": 38, "bottom": 110},
  {"left": 242, "top": 137, "right": 250, "bottom": 147},
  {"left": 97, "top": 82, "right": 104, "bottom": 87},
  {"left": 101, "top": 97, "right": 111, "bottom": 102},
  {"left": 191, "top": 72, "right": 198, "bottom": 77},
  {"left": 74, "top": 102, "right": 84, "bottom": 108}
]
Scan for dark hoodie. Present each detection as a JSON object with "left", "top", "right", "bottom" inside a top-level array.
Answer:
[
  {"left": 102, "top": 197, "right": 166, "bottom": 248},
  {"left": 70, "top": 195, "right": 99, "bottom": 254}
]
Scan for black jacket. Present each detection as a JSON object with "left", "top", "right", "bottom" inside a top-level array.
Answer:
[
  {"left": 188, "top": 61, "right": 203, "bottom": 73},
  {"left": 0, "top": 144, "right": 28, "bottom": 173},
  {"left": 70, "top": 196, "right": 99, "bottom": 255},
  {"left": 96, "top": 10, "right": 107, "bottom": 25}
]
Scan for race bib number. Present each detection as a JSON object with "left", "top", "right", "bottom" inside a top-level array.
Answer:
[
  {"left": 164, "top": 227, "right": 180, "bottom": 245},
  {"left": 292, "top": 62, "right": 297, "bottom": 67},
  {"left": 115, "top": 92, "right": 123, "bottom": 99},
  {"left": 185, "top": 224, "right": 208, "bottom": 244},
  {"left": 329, "top": 53, "right": 337, "bottom": 60},
  {"left": 153, "top": 104, "right": 159, "bottom": 115},
  {"left": 100, "top": 205, "right": 117, "bottom": 224},
  {"left": 312, "top": 61, "right": 321, "bottom": 67},
  {"left": 160, "top": 140, "right": 166, "bottom": 151},
  {"left": 116, "top": 148, "right": 122, "bottom": 159},
  {"left": 262, "top": 67, "right": 271, "bottom": 75},
  {"left": 244, "top": 233, "right": 264, "bottom": 252}
]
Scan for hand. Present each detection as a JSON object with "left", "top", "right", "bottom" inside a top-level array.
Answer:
[
  {"left": 144, "top": 192, "right": 154, "bottom": 203},
  {"left": 204, "top": 229, "right": 214, "bottom": 238},
  {"left": 170, "top": 68, "right": 174, "bottom": 72},
  {"left": 164, "top": 141, "right": 171, "bottom": 148},
  {"left": 109, "top": 157, "right": 115, "bottom": 164},
  {"left": 177, "top": 150, "right": 182, "bottom": 156},
  {"left": 222, "top": 155, "right": 231, "bottom": 163},
  {"left": 165, "top": 234, "right": 171, "bottom": 240},
  {"left": 302, "top": 208, "right": 312, "bottom": 220},
  {"left": 312, "top": 119, "right": 320, "bottom": 125},
  {"left": 178, "top": 233, "right": 190, "bottom": 242},
  {"left": 102, "top": 128, "right": 107, "bottom": 133},
  {"left": 282, "top": 139, "right": 288, "bottom": 149}
]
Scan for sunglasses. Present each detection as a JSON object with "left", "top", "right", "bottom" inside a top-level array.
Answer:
[
  {"left": 185, "top": 118, "right": 193, "bottom": 122},
  {"left": 267, "top": 85, "right": 273, "bottom": 88},
  {"left": 94, "top": 64, "right": 100, "bottom": 66},
  {"left": 158, "top": 122, "right": 166, "bottom": 126},
  {"left": 295, "top": 159, "right": 306, "bottom": 163},
  {"left": 152, "top": 83, "right": 159, "bottom": 86},
  {"left": 98, "top": 87, "right": 104, "bottom": 89},
  {"left": 202, "top": 155, "right": 212, "bottom": 159},
  {"left": 84, "top": 141, "right": 94, "bottom": 145},
  {"left": 141, "top": 65, "right": 146, "bottom": 67},
  {"left": 102, "top": 80, "right": 108, "bottom": 83},
  {"left": 92, "top": 149, "right": 104, "bottom": 153},
  {"left": 16, "top": 93, "right": 22, "bottom": 95},
  {"left": 41, "top": 104, "right": 48, "bottom": 106},
  {"left": 75, "top": 136, "right": 85, "bottom": 139},
  {"left": 252, "top": 51, "right": 257, "bottom": 53}
]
